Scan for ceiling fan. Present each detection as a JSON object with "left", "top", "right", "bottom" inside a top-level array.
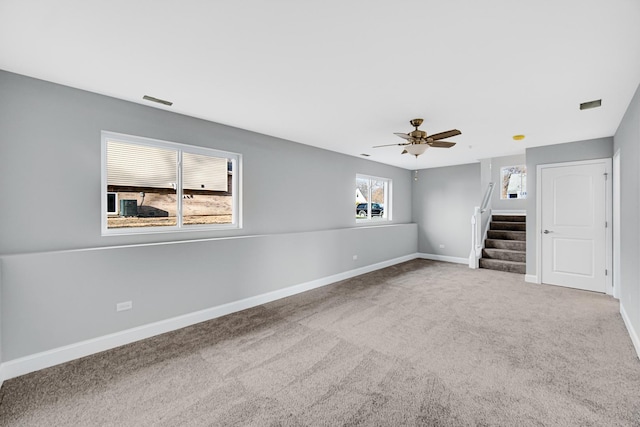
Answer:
[{"left": 373, "top": 118, "right": 461, "bottom": 157}]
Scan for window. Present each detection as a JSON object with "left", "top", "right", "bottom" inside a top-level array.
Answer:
[
  {"left": 500, "top": 165, "right": 527, "bottom": 199},
  {"left": 101, "top": 131, "right": 241, "bottom": 234},
  {"left": 355, "top": 174, "right": 391, "bottom": 222}
]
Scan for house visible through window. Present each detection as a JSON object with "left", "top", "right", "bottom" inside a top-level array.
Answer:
[
  {"left": 500, "top": 165, "right": 527, "bottom": 199},
  {"left": 102, "top": 131, "right": 241, "bottom": 234},
  {"left": 355, "top": 174, "right": 391, "bottom": 221}
]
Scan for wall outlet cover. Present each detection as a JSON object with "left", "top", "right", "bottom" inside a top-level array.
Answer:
[{"left": 116, "top": 301, "right": 133, "bottom": 312}]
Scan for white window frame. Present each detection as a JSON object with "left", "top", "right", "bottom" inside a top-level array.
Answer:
[
  {"left": 355, "top": 174, "right": 392, "bottom": 223},
  {"left": 500, "top": 165, "right": 527, "bottom": 200},
  {"left": 101, "top": 131, "right": 242, "bottom": 235}
]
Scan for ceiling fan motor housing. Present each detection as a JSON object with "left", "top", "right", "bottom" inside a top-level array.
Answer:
[
  {"left": 409, "top": 119, "right": 426, "bottom": 141},
  {"left": 410, "top": 129, "right": 426, "bottom": 140}
]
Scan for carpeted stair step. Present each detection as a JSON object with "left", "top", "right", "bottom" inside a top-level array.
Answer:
[
  {"left": 490, "top": 221, "right": 526, "bottom": 231},
  {"left": 487, "top": 230, "right": 526, "bottom": 241},
  {"left": 479, "top": 258, "right": 526, "bottom": 274},
  {"left": 485, "top": 239, "right": 526, "bottom": 251},
  {"left": 482, "top": 248, "right": 526, "bottom": 263},
  {"left": 492, "top": 215, "right": 526, "bottom": 222}
]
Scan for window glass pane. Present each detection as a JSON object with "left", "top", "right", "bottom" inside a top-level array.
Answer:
[
  {"left": 106, "top": 141, "right": 177, "bottom": 229},
  {"left": 500, "top": 165, "right": 527, "bottom": 199},
  {"left": 183, "top": 153, "right": 233, "bottom": 226},
  {"left": 370, "top": 179, "right": 386, "bottom": 220},
  {"left": 356, "top": 177, "right": 370, "bottom": 218}
]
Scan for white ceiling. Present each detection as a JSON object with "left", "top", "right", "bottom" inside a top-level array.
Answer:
[{"left": 2, "top": 0, "right": 639, "bottom": 170}]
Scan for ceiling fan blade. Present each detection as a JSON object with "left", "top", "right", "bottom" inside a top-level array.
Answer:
[
  {"left": 372, "top": 142, "right": 410, "bottom": 148},
  {"left": 428, "top": 129, "right": 461, "bottom": 141},
  {"left": 394, "top": 132, "right": 413, "bottom": 141},
  {"left": 401, "top": 149, "right": 408, "bottom": 154},
  {"left": 428, "top": 141, "right": 456, "bottom": 148}
]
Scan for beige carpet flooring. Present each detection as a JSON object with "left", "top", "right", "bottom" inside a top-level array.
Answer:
[{"left": 1, "top": 259, "right": 639, "bottom": 426}]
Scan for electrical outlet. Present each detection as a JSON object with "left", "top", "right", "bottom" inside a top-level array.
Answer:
[
  {"left": 439, "top": 244, "right": 445, "bottom": 249},
  {"left": 353, "top": 255, "right": 358, "bottom": 260},
  {"left": 116, "top": 301, "right": 133, "bottom": 312}
]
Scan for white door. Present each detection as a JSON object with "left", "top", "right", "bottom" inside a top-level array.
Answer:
[{"left": 541, "top": 161, "right": 608, "bottom": 292}]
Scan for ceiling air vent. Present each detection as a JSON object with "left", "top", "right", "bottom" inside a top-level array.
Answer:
[
  {"left": 580, "top": 99, "right": 601, "bottom": 110},
  {"left": 143, "top": 95, "right": 173, "bottom": 106}
]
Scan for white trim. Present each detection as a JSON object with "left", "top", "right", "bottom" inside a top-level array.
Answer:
[
  {"left": 613, "top": 149, "right": 621, "bottom": 299},
  {"left": 524, "top": 274, "right": 539, "bottom": 283},
  {"left": 535, "top": 168, "right": 542, "bottom": 285},
  {"left": 535, "top": 158, "right": 612, "bottom": 294},
  {"left": 605, "top": 159, "right": 613, "bottom": 296},
  {"left": 620, "top": 303, "right": 640, "bottom": 360},
  {"left": 418, "top": 253, "right": 468, "bottom": 264},
  {"left": 0, "top": 253, "right": 418, "bottom": 382},
  {"left": 3, "top": 224, "right": 414, "bottom": 258}
]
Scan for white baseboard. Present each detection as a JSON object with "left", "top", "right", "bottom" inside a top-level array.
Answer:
[
  {"left": 620, "top": 302, "right": 640, "bottom": 360},
  {"left": 525, "top": 274, "right": 538, "bottom": 283},
  {"left": 0, "top": 254, "right": 418, "bottom": 384},
  {"left": 418, "top": 253, "right": 468, "bottom": 265}
]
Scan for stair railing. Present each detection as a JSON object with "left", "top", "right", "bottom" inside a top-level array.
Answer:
[{"left": 469, "top": 182, "right": 495, "bottom": 268}]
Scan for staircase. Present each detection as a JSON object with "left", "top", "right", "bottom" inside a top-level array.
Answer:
[{"left": 479, "top": 215, "right": 526, "bottom": 274}]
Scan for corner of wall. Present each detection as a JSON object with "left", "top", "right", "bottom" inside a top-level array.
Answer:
[
  {"left": 620, "top": 303, "right": 640, "bottom": 360},
  {"left": 418, "top": 253, "right": 468, "bottom": 264}
]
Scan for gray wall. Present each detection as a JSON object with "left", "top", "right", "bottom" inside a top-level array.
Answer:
[
  {"left": 412, "top": 163, "right": 481, "bottom": 258},
  {"left": 525, "top": 137, "right": 614, "bottom": 276},
  {"left": 0, "top": 71, "right": 416, "bottom": 360},
  {"left": 614, "top": 81, "right": 640, "bottom": 349},
  {"left": 1, "top": 225, "right": 417, "bottom": 359},
  {"left": 0, "top": 72, "right": 412, "bottom": 255}
]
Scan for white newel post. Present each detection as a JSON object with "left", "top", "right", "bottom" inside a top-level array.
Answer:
[
  {"left": 469, "top": 182, "right": 494, "bottom": 269},
  {"left": 469, "top": 206, "right": 480, "bottom": 268}
]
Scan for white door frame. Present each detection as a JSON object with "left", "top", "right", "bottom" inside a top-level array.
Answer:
[
  {"left": 613, "top": 150, "right": 621, "bottom": 299},
  {"left": 535, "top": 158, "right": 613, "bottom": 294}
]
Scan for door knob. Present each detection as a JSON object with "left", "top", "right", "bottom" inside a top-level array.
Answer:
[{"left": 543, "top": 229, "right": 552, "bottom": 234}]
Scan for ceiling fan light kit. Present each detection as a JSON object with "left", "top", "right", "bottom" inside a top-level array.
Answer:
[
  {"left": 405, "top": 144, "right": 428, "bottom": 156},
  {"left": 372, "top": 118, "right": 461, "bottom": 158}
]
